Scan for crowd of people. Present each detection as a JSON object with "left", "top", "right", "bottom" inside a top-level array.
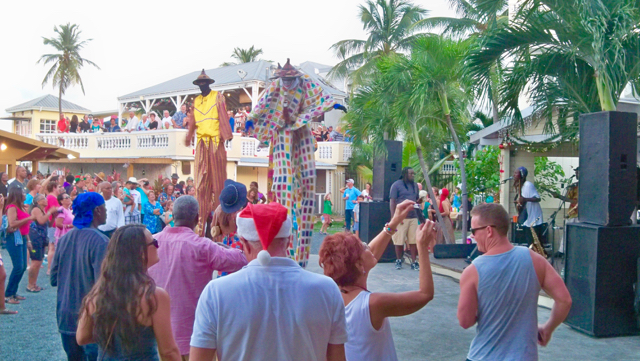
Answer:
[
  {"left": 1, "top": 163, "right": 573, "bottom": 361},
  {"left": 56, "top": 105, "right": 190, "bottom": 134}
]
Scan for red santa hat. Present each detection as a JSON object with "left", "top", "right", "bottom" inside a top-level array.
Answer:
[{"left": 236, "top": 203, "right": 291, "bottom": 265}]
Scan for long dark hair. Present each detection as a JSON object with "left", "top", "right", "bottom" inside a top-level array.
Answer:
[
  {"left": 80, "top": 224, "right": 157, "bottom": 354},
  {"left": 5, "top": 187, "right": 25, "bottom": 212}
]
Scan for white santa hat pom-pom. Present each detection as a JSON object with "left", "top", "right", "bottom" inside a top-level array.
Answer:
[{"left": 257, "top": 250, "right": 271, "bottom": 266}]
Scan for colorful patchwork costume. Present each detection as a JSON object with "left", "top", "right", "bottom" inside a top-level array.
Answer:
[{"left": 249, "top": 59, "right": 339, "bottom": 268}]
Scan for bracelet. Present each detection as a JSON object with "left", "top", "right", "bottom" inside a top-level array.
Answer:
[{"left": 383, "top": 223, "right": 397, "bottom": 236}]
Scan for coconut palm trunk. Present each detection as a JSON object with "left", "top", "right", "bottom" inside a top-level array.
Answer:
[
  {"left": 440, "top": 90, "right": 468, "bottom": 244},
  {"left": 411, "top": 122, "right": 451, "bottom": 244}
]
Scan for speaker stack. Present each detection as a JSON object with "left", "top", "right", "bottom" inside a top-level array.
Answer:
[
  {"left": 360, "top": 140, "right": 402, "bottom": 262},
  {"left": 564, "top": 111, "right": 640, "bottom": 337}
]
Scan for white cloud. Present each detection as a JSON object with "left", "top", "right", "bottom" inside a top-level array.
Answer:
[{"left": 1, "top": 0, "right": 454, "bottom": 114}]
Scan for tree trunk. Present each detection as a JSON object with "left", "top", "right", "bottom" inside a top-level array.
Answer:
[
  {"left": 445, "top": 114, "right": 468, "bottom": 244},
  {"left": 411, "top": 122, "right": 451, "bottom": 244},
  {"left": 58, "top": 85, "right": 62, "bottom": 120},
  {"left": 439, "top": 89, "right": 468, "bottom": 244}
]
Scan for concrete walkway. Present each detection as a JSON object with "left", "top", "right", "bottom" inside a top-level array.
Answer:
[{"left": 2, "top": 240, "right": 640, "bottom": 360}]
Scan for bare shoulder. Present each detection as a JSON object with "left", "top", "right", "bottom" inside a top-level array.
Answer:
[
  {"left": 528, "top": 249, "right": 548, "bottom": 271},
  {"left": 460, "top": 264, "right": 478, "bottom": 283},
  {"left": 154, "top": 286, "right": 170, "bottom": 302}
]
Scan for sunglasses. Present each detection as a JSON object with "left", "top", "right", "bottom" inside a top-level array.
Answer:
[
  {"left": 147, "top": 239, "right": 159, "bottom": 249},
  {"left": 62, "top": 196, "right": 71, "bottom": 200},
  {"left": 470, "top": 225, "right": 495, "bottom": 235}
]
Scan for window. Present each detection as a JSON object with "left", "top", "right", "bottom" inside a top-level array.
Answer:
[
  {"left": 15, "top": 120, "right": 31, "bottom": 137},
  {"left": 40, "top": 119, "right": 57, "bottom": 134}
]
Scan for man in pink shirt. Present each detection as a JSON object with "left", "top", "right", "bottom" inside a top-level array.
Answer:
[{"left": 148, "top": 195, "right": 247, "bottom": 359}]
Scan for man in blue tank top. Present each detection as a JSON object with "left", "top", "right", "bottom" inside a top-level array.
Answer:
[{"left": 458, "top": 203, "right": 572, "bottom": 361}]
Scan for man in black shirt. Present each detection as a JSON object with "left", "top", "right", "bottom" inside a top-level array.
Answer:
[
  {"left": 7, "top": 166, "right": 28, "bottom": 195},
  {"left": 78, "top": 117, "right": 91, "bottom": 133},
  {"left": 389, "top": 167, "right": 420, "bottom": 270}
]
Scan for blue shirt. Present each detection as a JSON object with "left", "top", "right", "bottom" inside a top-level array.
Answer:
[
  {"left": 143, "top": 201, "right": 164, "bottom": 234},
  {"left": 245, "top": 120, "right": 254, "bottom": 131},
  {"left": 343, "top": 187, "right": 361, "bottom": 210},
  {"left": 172, "top": 111, "right": 187, "bottom": 128},
  {"left": 229, "top": 117, "right": 235, "bottom": 132},
  {"left": 50, "top": 227, "right": 109, "bottom": 334},
  {"left": 137, "top": 187, "right": 149, "bottom": 215}
]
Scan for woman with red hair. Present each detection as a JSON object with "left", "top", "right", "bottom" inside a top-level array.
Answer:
[{"left": 319, "top": 200, "right": 436, "bottom": 361}]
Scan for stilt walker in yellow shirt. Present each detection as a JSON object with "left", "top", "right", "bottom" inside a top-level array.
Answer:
[{"left": 185, "top": 69, "right": 233, "bottom": 236}]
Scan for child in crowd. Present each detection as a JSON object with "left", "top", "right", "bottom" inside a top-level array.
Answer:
[
  {"left": 353, "top": 195, "right": 364, "bottom": 238},
  {"left": 320, "top": 193, "right": 332, "bottom": 235}
]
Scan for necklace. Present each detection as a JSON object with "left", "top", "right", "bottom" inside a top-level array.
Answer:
[{"left": 340, "top": 285, "right": 369, "bottom": 294}]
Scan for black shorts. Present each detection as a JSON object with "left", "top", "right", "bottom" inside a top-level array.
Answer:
[{"left": 29, "top": 236, "right": 45, "bottom": 261}]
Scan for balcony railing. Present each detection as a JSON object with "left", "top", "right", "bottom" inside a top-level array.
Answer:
[
  {"left": 36, "top": 130, "right": 193, "bottom": 159},
  {"left": 35, "top": 131, "right": 353, "bottom": 164}
]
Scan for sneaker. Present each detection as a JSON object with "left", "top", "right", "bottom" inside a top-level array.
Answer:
[
  {"left": 411, "top": 262, "right": 420, "bottom": 271},
  {"left": 395, "top": 259, "right": 402, "bottom": 270}
]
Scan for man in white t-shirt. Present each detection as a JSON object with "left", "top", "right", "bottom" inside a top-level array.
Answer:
[
  {"left": 97, "top": 182, "right": 125, "bottom": 238},
  {"left": 125, "top": 110, "right": 139, "bottom": 132},
  {"left": 190, "top": 202, "right": 348, "bottom": 361},
  {"left": 123, "top": 177, "right": 141, "bottom": 224},
  {"left": 161, "top": 110, "right": 174, "bottom": 129},
  {"left": 514, "top": 166, "right": 543, "bottom": 227}
]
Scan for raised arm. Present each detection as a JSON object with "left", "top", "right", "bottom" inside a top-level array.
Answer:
[
  {"left": 369, "top": 200, "right": 413, "bottom": 260},
  {"left": 368, "top": 218, "right": 436, "bottom": 328}
]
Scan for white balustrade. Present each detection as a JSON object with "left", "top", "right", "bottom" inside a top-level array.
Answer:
[
  {"left": 342, "top": 144, "right": 352, "bottom": 162},
  {"left": 241, "top": 139, "right": 257, "bottom": 156},
  {"left": 37, "top": 134, "right": 89, "bottom": 149},
  {"left": 318, "top": 145, "right": 333, "bottom": 160}
]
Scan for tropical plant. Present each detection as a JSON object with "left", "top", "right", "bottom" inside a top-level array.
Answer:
[
  {"left": 38, "top": 23, "right": 99, "bottom": 116},
  {"left": 468, "top": 0, "right": 640, "bottom": 140},
  {"left": 453, "top": 145, "right": 501, "bottom": 197},
  {"left": 220, "top": 46, "right": 266, "bottom": 66},
  {"left": 533, "top": 157, "right": 567, "bottom": 200},
  {"left": 327, "top": 0, "right": 427, "bottom": 86},
  {"left": 413, "top": 0, "right": 510, "bottom": 124},
  {"left": 387, "top": 35, "right": 474, "bottom": 241}
]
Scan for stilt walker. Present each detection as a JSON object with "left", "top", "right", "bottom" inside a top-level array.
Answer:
[
  {"left": 249, "top": 59, "right": 345, "bottom": 268},
  {"left": 185, "top": 69, "right": 233, "bottom": 236}
]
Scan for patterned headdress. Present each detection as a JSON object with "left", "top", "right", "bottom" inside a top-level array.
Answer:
[{"left": 273, "top": 59, "right": 303, "bottom": 78}]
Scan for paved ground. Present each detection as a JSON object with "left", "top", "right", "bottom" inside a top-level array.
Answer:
[{"left": 2, "top": 232, "right": 640, "bottom": 360}]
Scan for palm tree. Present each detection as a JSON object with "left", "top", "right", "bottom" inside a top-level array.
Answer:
[
  {"left": 468, "top": 0, "right": 640, "bottom": 139},
  {"left": 386, "top": 35, "right": 474, "bottom": 242},
  {"left": 220, "top": 46, "right": 266, "bottom": 67},
  {"left": 327, "top": 0, "right": 427, "bottom": 86},
  {"left": 38, "top": 23, "right": 99, "bottom": 116},
  {"left": 413, "top": 0, "right": 509, "bottom": 124}
]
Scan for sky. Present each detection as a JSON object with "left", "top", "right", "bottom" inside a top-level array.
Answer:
[{"left": 0, "top": 0, "right": 456, "bottom": 117}]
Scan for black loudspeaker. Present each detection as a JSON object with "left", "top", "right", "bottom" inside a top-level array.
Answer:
[
  {"left": 372, "top": 140, "right": 402, "bottom": 202},
  {"left": 433, "top": 244, "right": 477, "bottom": 259},
  {"left": 578, "top": 111, "right": 637, "bottom": 226},
  {"left": 564, "top": 222, "right": 640, "bottom": 337},
  {"left": 360, "top": 202, "right": 396, "bottom": 262}
]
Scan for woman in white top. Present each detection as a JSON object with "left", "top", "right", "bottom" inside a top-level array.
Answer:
[
  {"left": 319, "top": 200, "right": 436, "bottom": 361},
  {"left": 360, "top": 182, "right": 373, "bottom": 202}
]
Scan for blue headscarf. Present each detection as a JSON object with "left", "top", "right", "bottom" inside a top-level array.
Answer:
[
  {"left": 72, "top": 193, "right": 105, "bottom": 229},
  {"left": 518, "top": 166, "right": 528, "bottom": 178}
]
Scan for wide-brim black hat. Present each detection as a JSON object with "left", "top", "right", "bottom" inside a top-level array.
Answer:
[
  {"left": 193, "top": 69, "right": 215, "bottom": 85},
  {"left": 220, "top": 179, "right": 248, "bottom": 214}
]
